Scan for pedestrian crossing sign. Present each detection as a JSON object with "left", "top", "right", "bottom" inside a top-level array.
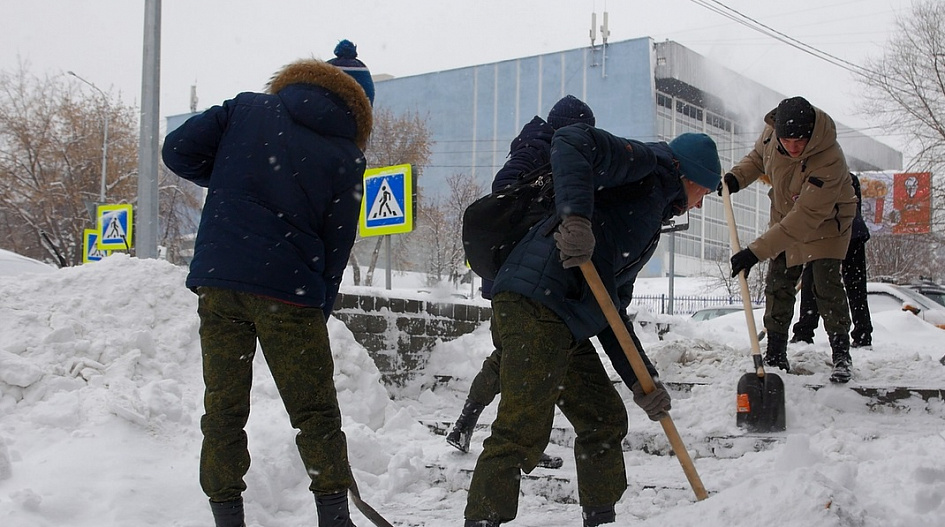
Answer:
[
  {"left": 82, "top": 229, "right": 111, "bottom": 263},
  {"left": 96, "top": 204, "right": 134, "bottom": 251},
  {"left": 359, "top": 164, "right": 413, "bottom": 237}
]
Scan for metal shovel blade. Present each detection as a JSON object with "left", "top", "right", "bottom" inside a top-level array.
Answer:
[{"left": 736, "top": 372, "right": 786, "bottom": 433}]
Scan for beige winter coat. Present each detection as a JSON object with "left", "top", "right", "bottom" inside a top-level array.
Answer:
[{"left": 729, "top": 105, "right": 857, "bottom": 267}]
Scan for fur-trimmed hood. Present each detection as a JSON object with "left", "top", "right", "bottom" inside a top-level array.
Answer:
[{"left": 267, "top": 59, "right": 373, "bottom": 150}]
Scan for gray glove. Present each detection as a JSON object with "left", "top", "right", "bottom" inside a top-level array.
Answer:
[
  {"left": 553, "top": 215, "right": 595, "bottom": 268},
  {"left": 631, "top": 380, "right": 672, "bottom": 421}
]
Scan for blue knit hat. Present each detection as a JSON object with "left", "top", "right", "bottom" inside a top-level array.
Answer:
[
  {"left": 669, "top": 133, "right": 722, "bottom": 190},
  {"left": 547, "top": 95, "right": 596, "bottom": 129},
  {"left": 327, "top": 39, "right": 374, "bottom": 105}
]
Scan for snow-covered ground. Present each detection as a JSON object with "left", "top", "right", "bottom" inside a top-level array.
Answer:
[{"left": 1, "top": 255, "right": 944, "bottom": 526}]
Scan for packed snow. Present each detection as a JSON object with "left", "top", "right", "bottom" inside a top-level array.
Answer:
[{"left": 1, "top": 254, "right": 944, "bottom": 526}]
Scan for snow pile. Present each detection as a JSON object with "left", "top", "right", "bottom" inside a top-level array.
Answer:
[{"left": 1, "top": 254, "right": 944, "bottom": 526}]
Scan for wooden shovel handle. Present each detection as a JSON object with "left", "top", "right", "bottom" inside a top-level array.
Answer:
[
  {"left": 579, "top": 261, "right": 708, "bottom": 501},
  {"left": 720, "top": 181, "right": 765, "bottom": 376}
]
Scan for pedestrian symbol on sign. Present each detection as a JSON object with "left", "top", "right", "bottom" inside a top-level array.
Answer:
[
  {"left": 105, "top": 214, "right": 127, "bottom": 242},
  {"left": 82, "top": 229, "right": 111, "bottom": 263},
  {"left": 368, "top": 178, "right": 404, "bottom": 220},
  {"left": 359, "top": 164, "right": 414, "bottom": 237},
  {"left": 96, "top": 204, "right": 134, "bottom": 251}
]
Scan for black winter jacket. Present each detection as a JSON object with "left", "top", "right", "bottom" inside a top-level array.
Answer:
[
  {"left": 493, "top": 124, "right": 688, "bottom": 344},
  {"left": 162, "top": 60, "right": 373, "bottom": 317}
]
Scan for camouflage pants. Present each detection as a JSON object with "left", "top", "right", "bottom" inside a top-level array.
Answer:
[
  {"left": 793, "top": 240, "right": 871, "bottom": 343},
  {"left": 466, "top": 315, "right": 502, "bottom": 406},
  {"left": 764, "top": 253, "right": 850, "bottom": 336},
  {"left": 465, "top": 292, "right": 628, "bottom": 523},
  {"left": 196, "top": 287, "right": 351, "bottom": 502}
]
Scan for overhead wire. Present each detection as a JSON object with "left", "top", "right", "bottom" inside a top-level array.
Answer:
[
  {"left": 688, "top": 0, "right": 925, "bottom": 109},
  {"left": 689, "top": 0, "right": 875, "bottom": 77}
]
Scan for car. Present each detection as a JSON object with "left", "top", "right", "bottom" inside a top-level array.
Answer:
[
  {"left": 690, "top": 305, "right": 743, "bottom": 321},
  {"left": 905, "top": 281, "right": 945, "bottom": 308},
  {"left": 866, "top": 282, "right": 945, "bottom": 329}
]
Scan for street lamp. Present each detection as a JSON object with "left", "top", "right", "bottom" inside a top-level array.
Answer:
[{"left": 67, "top": 71, "right": 109, "bottom": 203}]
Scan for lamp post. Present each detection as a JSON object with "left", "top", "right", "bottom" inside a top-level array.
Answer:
[{"left": 67, "top": 71, "right": 108, "bottom": 203}]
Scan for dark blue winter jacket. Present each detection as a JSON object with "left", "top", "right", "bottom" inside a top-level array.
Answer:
[
  {"left": 492, "top": 116, "right": 555, "bottom": 192},
  {"left": 493, "top": 124, "right": 688, "bottom": 346},
  {"left": 481, "top": 116, "right": 556, "bottom": 300},
  {"left": 162, "top": 60, "right": 373, "bottom": 318}
]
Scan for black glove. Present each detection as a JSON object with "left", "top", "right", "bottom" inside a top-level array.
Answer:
[
  {"left": 631, "top": 380, "right": 671, "bottom": 421},
  {"left": 730, "top": 248, "right": 759, "bottom": 278},
  {"left": 554, "top": 215, "right": 595, "bottom": 268},
  {"left": 716, "top": 173, "right": 739, "bottom": 197}
]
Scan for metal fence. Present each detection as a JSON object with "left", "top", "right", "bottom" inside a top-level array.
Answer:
[{"left": 630, "top": 295, "right": 764, "bottom": 316}]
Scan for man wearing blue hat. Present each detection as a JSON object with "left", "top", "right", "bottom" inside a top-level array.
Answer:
[
  {"left": 463, "top": 126, "right": 721, "bottom": 527},
  {"left": 163, "top": 39, "right": 373, "bottom": 527}
]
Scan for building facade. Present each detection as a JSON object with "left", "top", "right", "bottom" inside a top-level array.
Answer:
[
  {"left": 167, "top": 38, "right": 902, "bottom": 279},
  {"left": 373, "top": 37, "right": 901, "bottom": 279}
]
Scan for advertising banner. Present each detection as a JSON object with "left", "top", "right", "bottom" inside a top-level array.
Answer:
[{"left": 857, "top": 171, "right": 931, "bottom": 235}]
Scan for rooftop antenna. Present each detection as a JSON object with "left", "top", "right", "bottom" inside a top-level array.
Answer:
[
  {"left": 600, "top": 11, "right": 610, "bottom": 78},
  {"left": 190, "top": 84, "right": 198, "bottom": 113},
  {"left": 589, "top": 12, "right": 601, "bottom": 67},
  {"left": 601, "top": 11, "right": 611, "bottom": 45}
]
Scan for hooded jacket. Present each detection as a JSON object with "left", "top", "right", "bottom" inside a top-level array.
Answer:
[
  {"left": 729, "top": 105, "right": 856, "bottom": 266},
  {"left": 493, "top": 124, "right": 687, "bottom": 342},
  {"left": 492, "top": 116, "right": 556, "bottom": 192},
  {"left": 162, "top": 59, "right": 373, "bottom": 317}
]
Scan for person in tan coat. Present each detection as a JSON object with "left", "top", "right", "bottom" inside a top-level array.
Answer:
[{"left": 720, "top": 96, "right": 858, "bottom": 383}]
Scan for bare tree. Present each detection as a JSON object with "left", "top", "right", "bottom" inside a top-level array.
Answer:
[
  {"left": 866, "top": 233, "right": 945, "bottom": 282},
  {"left": 0, "top": 64, "right": 137, "bottom": 265},
  {"left": 705, "top": 253, "right": 767, "bottom": 304},
  {"left": 443, "top": 172, "right": 485, "bottom": 286},
  {"left": 412, "top": 172, "right": 485, "bottom": 287},
  {"left": 352, "top": 107, "right": 432, "bottom": 284},
  {"left": 158, "top": 162, "right": 203, "bottom": 265},
  {"left": 417, "top": 195, "right": 450, "bottom": 286},
  {"left": 0, "top": 63, "right": 201, "bottom": 266},
  {"left": 859, "top": 1, "right": 945, "bottom": 229}
]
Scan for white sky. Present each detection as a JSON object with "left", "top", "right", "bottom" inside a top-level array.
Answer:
[
  {"left": 1, "top": 0, "right": 915, "bottom": 154},
  {"left": 1, "top": 255, "right": 944, "bottom": 525}
]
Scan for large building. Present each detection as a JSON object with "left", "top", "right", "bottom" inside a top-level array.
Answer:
[{"left": 373, "top": 37, "right": 902, "bottom": 278}]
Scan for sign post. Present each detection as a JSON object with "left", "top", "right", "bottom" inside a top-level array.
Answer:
[{"left": 359, "top": 164, "right": 414, "bottom": 290}]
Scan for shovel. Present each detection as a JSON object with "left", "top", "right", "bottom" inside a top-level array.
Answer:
[
  {"left": 580, "top": 261, "right": 708, "bottom": 501},
  {"left": 721, "top": 181, "right": 786, "bottom": 433}
]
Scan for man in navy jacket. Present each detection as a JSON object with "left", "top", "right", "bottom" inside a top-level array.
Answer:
[
  {"left": 464, "top": 127, "right": 721, "bottom": 527},
  {"left": 447, "top": 95, "right": 596, "bottom": 465},
  {"left": 163, "top": 40, "right": 373, "bottom": 527}
]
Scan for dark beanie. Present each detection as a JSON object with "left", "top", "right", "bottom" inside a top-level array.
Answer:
[
  {"left": 669, "top": 133, "right": 722, "bottom": 190},
  {"left": 775, "top": 96, "right": 815, "bottom": 139},
  {"left": 547, "top": 95, "right": 596, "bottom": 130},
  {"left": 327, "top": 40, "right": 374, "bottom": 105}
]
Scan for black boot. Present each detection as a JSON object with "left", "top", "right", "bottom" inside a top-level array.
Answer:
[
  {"left": 464, "top": 521, "right": 501, "bottom": 527},
  {"left": 315, "top": 491, "right": 356, "bottom": 527},
  {"left": 446, "top": 399, "right": 486, "bottom": 453},
  {"left": 828, "top": 333, "right": 853, "bottom": 383},
  {"left": 583, "top": 504, "right": 616, "bottom": 526},
  {"left": 209, "top": 497, "right": 246, "bottom": 527},
  {"left": 764, "top": 332, "right": 790, "bottom": 372},
  {"left": 790, "top": 332, "right": 813, "bottom": 344},
  {"left": 851, "top": 327, "right": 872, "bottom": 348}
]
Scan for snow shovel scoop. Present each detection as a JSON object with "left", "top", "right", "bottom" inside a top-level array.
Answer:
[
  {"left": 579, "top": 261, "right": 709, "bottom": 501},
  {"left": 721, "top": 180, "right": 786, "bottom": 433}
]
